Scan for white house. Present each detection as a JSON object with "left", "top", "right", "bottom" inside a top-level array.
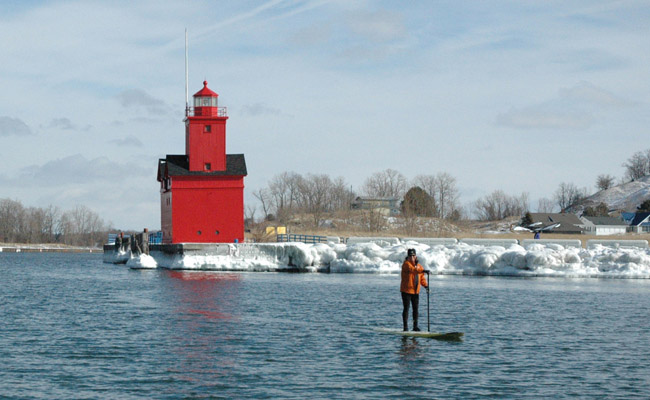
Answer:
[
  {"left": 580, "top": 216, "right": 628, "bottom": 235},
  {"left": 351, "top": 196, "right": 401, "bottom": 216}
]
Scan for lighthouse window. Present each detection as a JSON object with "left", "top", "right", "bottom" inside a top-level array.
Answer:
[
  {"left": 204, "top": 125, "right": 211, "bottom": 133},
  {"left": 195, "top": 96, "right": 218, "bottom": 107},
  {"left": 205, "top": 163, "right": 211, "bottom": 171}
]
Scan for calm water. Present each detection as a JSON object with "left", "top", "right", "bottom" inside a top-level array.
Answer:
[{"left": 2, "top": 253, "right": 650, "bottom": 399}]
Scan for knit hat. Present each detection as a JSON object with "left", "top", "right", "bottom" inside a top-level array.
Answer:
[{"left": 407, "top": 248, "right": 416, "bottom": 257}]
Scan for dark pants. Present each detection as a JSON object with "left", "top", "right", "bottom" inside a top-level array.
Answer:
[{"left": 401, "top": 292, "right": 419, "bottom": 331}]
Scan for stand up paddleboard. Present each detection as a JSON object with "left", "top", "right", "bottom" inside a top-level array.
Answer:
[
  {"left": 377, "top": 270, "right": 463, "bottom": 340},
  {"left": 376, "top": 328, "right": 464, "bottom": 341}
]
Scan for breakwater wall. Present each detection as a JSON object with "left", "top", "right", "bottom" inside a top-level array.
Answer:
[
  {"left": 104, "top": 242, "right": 332, "bottom": 271},
  {"left": 102, "top": 237, "right": 650, "bottom": 273}
]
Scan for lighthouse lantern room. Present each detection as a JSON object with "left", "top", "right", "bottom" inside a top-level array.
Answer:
[{"left": 157, "top": 81, "right": 247, "bottom": 244}]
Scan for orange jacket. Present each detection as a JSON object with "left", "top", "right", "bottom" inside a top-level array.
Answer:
[{"left": 400, "top": 259, "right": 428, "bottom": 294}]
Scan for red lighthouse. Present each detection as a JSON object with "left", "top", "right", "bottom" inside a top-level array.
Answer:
[{"left": 157, "top": 81, "right": 247, "bottom": 244}]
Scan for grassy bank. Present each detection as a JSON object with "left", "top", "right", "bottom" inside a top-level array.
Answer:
[{"left": 248, "top": 214, "right": 650, "bottom": 247}]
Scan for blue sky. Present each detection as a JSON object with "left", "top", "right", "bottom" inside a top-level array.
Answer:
[{"left": 1, "top": 1, "right": 649, "bottom": 230}]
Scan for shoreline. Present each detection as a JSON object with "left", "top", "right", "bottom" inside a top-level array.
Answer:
[{"left": 0, "top": 245, "right": 101, "bottom": 253}]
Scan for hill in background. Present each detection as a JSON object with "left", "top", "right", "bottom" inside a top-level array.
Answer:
[{"left": 571, "top": 175, "right": 650, "bottom": 214}]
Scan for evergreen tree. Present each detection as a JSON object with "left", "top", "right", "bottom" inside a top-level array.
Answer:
[
  {"left": 402, "top": 186, "right": 437, "bottom": 217},
  {"left": 583, "top": 203, "right": 609, "bottom": 217},
  {"left": 637, "top": 199, "right": 650, "bottom": 212},
  {"left": 521, "top": 211, "right": 533, "bottom": 226}
]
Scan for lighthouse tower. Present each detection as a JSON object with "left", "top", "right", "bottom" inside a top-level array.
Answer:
[{"left": 157, "top": 81, "right": 247, "bottom": 244}]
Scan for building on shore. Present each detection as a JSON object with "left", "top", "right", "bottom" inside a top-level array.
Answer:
[{"left": 157, "top": 81, "right": 247, "bottom": 244}]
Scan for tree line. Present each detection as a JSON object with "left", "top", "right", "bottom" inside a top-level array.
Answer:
[
  {"left": 460, "top": 148, "right": 650, "bottom": 220},
  {"left": 0, "top": 198, "right": 109, "bottom": 247},
  {"left": 251, "top": 169, "right": 463, "bottom": 224},
  {"left": 250, "top": 148, "right": 650, "bottom": 225},
  {"left": 4, "top": 148, "right": 647, "bottom": 244},
  {"left": 250, "top": 168, "right": 557, "bottom": 224}
]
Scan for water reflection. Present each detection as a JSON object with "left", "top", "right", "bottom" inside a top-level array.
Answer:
[
  {"left": 161, "top": 271, "right": 243, "bottom": 387},
  {"left": 166, "top": 271, "right": 241, "bottom": 321},
  {"left": 399, "top": 337, "right": 423, "bottom": 362}
]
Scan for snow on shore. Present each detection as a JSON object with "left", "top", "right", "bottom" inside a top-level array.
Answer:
[{"left": 123, "top": 240, "right": 650, "bottom": 278}]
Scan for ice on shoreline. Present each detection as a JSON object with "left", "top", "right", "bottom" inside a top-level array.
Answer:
[
  {"left": 118, "top": 240, "right": 650, "bottom": 278},
  {"left": 126, "top": 253, "right": 157, "bottom": 269}
]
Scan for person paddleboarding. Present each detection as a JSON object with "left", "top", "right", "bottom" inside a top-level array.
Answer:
[{"left": 400, "top": 248, "right": 428, "bottom": 331}]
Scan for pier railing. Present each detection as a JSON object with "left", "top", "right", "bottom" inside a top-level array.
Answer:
[
  {"left": 277, "top": 234, "right": 328, "bottom": 244},
  {"left": 108, "top": 232, "right": 163, "bottom": 245},
  {"left": 186, "top": 106, "right": 227, "bottom": 117},
  {"left": 149, "top": 231, "right": 163, "bottom": 245}
]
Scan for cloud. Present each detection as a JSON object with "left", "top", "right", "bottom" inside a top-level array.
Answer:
[
  {"left": 115, "top": 89, "right": 170, "bottom": 115},
  {"left": 496, "top": 108, "right": 594, "bottom": 130},
  {"left": 0, "top": 116, "right": 33, "bottom": 136},
  {"left": 346, "top": 9, "right": 406, "bottom": 43},
  {"left": 17, "top": 154, "right": 150, "bottom": 186},
  {"left": 328, "top": 9, "right": 410, "bottom": 64},
  {"left": 289, "top": 22, "right": 333, "bottom": 46},
  {"left": 496, "top": 81, "right": 630, "bottom": 130},
  {"left": 48, "top": 117, "right": 76, "bottom": 130},
  {"left": 240, "top": 102, "right": 282, "bottom": 116},
  {"left": 559, "top": 81, "right": 632, "bottom": 107},
  {"left": 338, "top": 44, "right": 397, "bottom": 63},
  {"left": 286, "top": 8, "right": 408, "bottom": 63},
  {"left": 45, "top": 117, "right": 92, "bottom": 131},
  {"left": 109, "top": 135, "right": 144, "bottom": 147}
]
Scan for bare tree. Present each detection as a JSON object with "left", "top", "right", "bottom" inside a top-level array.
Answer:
[
  {"left": 412, "top": 175, "right": 436, "bottom": 197},
  {"left": 473, "top": 190, "right": 529, "bottom": 221},
  {"left": 0, "top": 199, "right": 108, "bottom": 246},
  {"left": 433, "top": 172, "right": 459, "bottom": 220},
  {"left": 554, "top": 182, "right": 588, "bottom": 212},
  {"left": 474, "top": 191, "right": 504, "bottom": 221},
  {"left": 359, "top": 208, "right": 388, "bottom": 232},
  {"left": 244, "top": 204, "right": 257, "bottom": 225},
  {"left": 536, "top": 197, "right": 556, "bottom": 213},
  {"left": 329, "top": 176, "right": 354, "bottom": 212},
  {"left": 623, "top": 149, "right": 650, "bottom": 181},
  {"left": 412, "top": 172, "right": 460, "bottom": 219},
  {"left": 554, "top": 183, "right": 573, "bottom": 211},
  {"left": 518, "top": 192, "right": 530, "bottom": 215},
  {"left": 363, "top": 169, "right": 408, "bottom": 198},
  {"left": 269, "top": 171, "right": 302, "bottom": 221},
  {"left": 253, "top": 188, "right": 272, "bottom": 220},
  {"left": 24, "top": 207, "right": 46, "bottom": 243},
  {"left": 295, "top": 174, "right": 334, "bottom": 227},
  {"left": 596, "top": 174, "right": 616, "bottom": 191},
  {"left": 0, "top": 198, "right": 25, "bottom": 242},
  {"left": 60, "top": 205, "right": 105, "bottom": 246},
  {"left": 42, "top": 205, "right": 61, "bottom": 243}
]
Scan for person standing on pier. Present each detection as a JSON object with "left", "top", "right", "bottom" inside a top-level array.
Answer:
[{"left": 115, "top": 232, "right": 124, "bottom": 252}]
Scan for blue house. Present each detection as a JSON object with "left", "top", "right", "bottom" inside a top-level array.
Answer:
[{"left": 628, "top": 212, "right": 650, "bottom": 233}]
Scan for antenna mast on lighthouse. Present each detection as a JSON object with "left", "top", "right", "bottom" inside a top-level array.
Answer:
[{"left": 185, "top": 28, "right": 189, "bottom": 117}]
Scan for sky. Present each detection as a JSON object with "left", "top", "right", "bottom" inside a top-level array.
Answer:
[{"left": 1, "top": 0, "right": 649, "bottom": 230}]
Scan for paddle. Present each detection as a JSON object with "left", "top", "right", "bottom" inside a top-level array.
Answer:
[{"left": 426, "top": 270, "right": 430, "bottom": 332}]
